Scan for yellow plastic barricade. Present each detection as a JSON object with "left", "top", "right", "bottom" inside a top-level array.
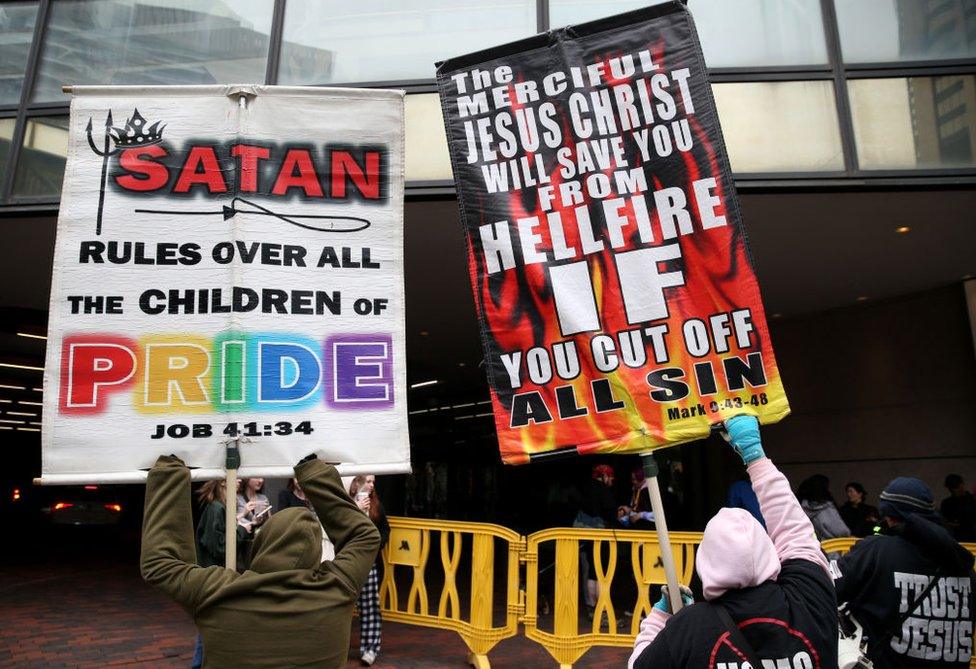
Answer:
[
  {"left": 820, "top": 537, "right": 859, "bottom": 556},
  {"left": 521, "top": 528, "right": 701, "bottom": 668},
  {"left": 380, "top": 517, "right": 976, "bottom": 669},
  {"left": 379, "top": 517, "right": 523, "bottom": 669}
]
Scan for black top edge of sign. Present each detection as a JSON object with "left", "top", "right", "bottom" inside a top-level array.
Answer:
[{"left": 435, "top": 0, "right": 688, "bottom": 74}]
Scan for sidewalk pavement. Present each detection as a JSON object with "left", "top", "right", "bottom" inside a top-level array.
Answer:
[{"left": 0, "top": 556, "right": 631, "bottom": 668}]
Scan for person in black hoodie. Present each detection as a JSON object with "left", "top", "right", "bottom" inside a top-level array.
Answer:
[{"left": 834, "top": 476, "right": 975, "bottom": 667}]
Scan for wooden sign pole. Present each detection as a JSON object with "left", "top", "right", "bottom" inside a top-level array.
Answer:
[
  {"left": 224, "top": 438, "right": 241, "bottom": 571},
  {"left": 640, "top": 451, "right": 683, "bottom": 613}
]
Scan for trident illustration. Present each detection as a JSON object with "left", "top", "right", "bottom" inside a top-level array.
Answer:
[{"left": 86, "top": 111, "right": 119, "bottom": 236}]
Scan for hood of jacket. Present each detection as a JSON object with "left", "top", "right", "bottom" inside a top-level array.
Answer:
[
  {"left": 898, "top": 513, "right": 975, "bottom": 574},
  {"left": 696, "top": 507, "right": 781, "bottom": 601},
  {"left": 247, "top": 507, "right": 322, "bottom": 573},
  {"left": 801, "top": 500, "right": 833, "bottom": 514}
]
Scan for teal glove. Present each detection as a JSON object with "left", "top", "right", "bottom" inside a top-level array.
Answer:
[
  {"left": 653, "top": 584, "right": 694, "bottom": 613},
  {"left": 723, "top": 414, "right": 764, "bottom": 464}
]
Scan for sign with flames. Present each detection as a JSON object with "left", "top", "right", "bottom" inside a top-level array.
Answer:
[
  {"left": 42, "top": 86, "right": 409, "bottom": 483},
  {"left": 436, "top": 2, "right": 789, "bottom": 464}
]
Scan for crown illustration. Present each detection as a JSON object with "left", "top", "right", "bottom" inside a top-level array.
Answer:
[{"left": 109, "top": 109, "right": 165, "bottom": 148}]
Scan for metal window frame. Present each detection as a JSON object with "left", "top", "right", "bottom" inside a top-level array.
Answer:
[
  {"left": 0, "top": 0, "right": 45, "bottom": 116},
  {"left": 0, "top": 111, "right": 18, "bottom": 193},
  {"left": 845, "top": 64, "right": 976, "bottom": 79},
  {"left": 537, "top": 0, "right": 549, "bottom": 32},
  {"left": 846, "top": 58, "right": 976, "bottom": 72},
  {"left": 8, "top": 107, "right": 71, "bottom": 204},
  {"left": 265, "top": 0, "right": 287, "bottom": 85},
  {"left": 1, "top": 0, "right": 50, "bottom": 204},
  {"left": 819, "top": 0, "right": 858, "bottom": 174},
  {"left": 1, "top": 0, "right": 975, "bottom": 210}
]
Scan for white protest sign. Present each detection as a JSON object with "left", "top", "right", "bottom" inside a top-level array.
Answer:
[{"left": 42, "top": 85, "right": 409, "bottom": 483}]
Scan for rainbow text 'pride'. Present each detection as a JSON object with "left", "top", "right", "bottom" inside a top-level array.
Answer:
[{"left": 58, "top": 332, "right": 394, "bottom": 415}]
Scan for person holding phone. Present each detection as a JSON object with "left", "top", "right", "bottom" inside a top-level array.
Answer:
[
  {"left": 237, "top": 477, "right": 271, "bottom": 529},
  {"left": 349, "top": 474, "right": 390, "bottom": 666}
]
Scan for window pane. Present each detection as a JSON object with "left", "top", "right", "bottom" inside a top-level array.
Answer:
[
  {"left": 0, "top": 2, "right": 38, "bottom": 106},
  {"left": 279, "top": 0, "right": 536, "bottom": 85},
  {"left": 13, "top": 116, "right": 69, "bottom": 198},
  {"left": 835, "top": 0, "right": 976, "bottom": 63},
  {"left": 849, "top": 76, "right": 976, "bottom": 170},
  {"left": 692, "top": 0, "right": 827, "bottom": 66},
  {"left": 549, "top": 0, "right": 828, "bottom": 67},
  {"left": 0, "top": 118, "right": 17, "bottom": 186},
  {"left": 405, "top": 94, "right": 452, "bottom": 182},
  {"left": 713, "top": 81, "right": 844, "bottom": 172},
  {"left": 549, "top": 0, "right": 656, "bottom": 26},
  {"left": 31, "top": 1, "right": 274, "bottom": 103}
]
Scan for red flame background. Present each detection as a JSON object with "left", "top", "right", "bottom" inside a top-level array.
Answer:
[{"left": 440, "top": 6, "right": 789, "bottom": 464}]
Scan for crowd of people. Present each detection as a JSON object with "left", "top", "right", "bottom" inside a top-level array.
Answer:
[
  {"left": 627, "top": 417, "right": 975, "bottom": 668},
  {"left": 139, "top": 416, "right": 975, "bottom": 668},
  {"left": 563, "top": 441, "right": 975, "bottom": 665},
  {"left": 596, "top": 458, "right": 974, "bottom": 546}
]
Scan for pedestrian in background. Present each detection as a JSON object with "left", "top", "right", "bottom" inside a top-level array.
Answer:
[
  {"left": 727, "top": 471, "right": 765, "bottom": 528},
  {"left": 349, "top": 474, "right": 390, "bottom": 666},
  {"left": 839, "top": 481, "right": 879, "bottom": 537},
  {"left": 279, "top": 477, "right": 310, "bottom": 510},
  {"left": 621, "top": 467, "right": 655, "bottom": 530},
  {"left": 237, "top": 477, "right": 271, "bottom": 529},
  {"left": 835, "top": 476, "right": 975, "bottom": 667},
  {"left": 190, "top": 478, "right": 251, "bottom": 669},
  {"left": 797, "top": 474, "right": 850, "bottom": 539},
  {"left": 142, "top": 454, "right": 379, "bottom": 668},
  {"left": 576, "top": 464, "right": 618, "bottom": 620},
  {"left": 197, "top": 479, "right": 252, "bottom": 569},
  {"left": 281, "top": 476, "right": 337, "bottom": 562},
  {"left": 941, "top": 474, "right": 976, "bottom": 542}
]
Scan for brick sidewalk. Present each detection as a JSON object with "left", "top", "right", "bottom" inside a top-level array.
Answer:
[
  {"left": 0, "top": 554, "right": 630, "bottom": 668},
  {"left": 0, "top": 561, "right": 195, "bottom": 668}
]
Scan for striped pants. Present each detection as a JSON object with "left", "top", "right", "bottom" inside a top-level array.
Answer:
[{"left": 357, "top": 565, "right": 382, "bottom": 655}]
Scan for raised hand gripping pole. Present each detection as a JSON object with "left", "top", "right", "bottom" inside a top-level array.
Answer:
[
  {"left": 224, "top": 437, "right": 241, "bottom": 571},
  {"left": 640, "top": 451, "right": 683, "bottom": 614}
]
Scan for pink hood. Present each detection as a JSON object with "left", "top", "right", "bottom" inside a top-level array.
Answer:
[
  {"left": 629, "top": 459, "right": 830, "bottom": 668},
  {"left": 696, "top": 507, "right": 780, "bottom": 600}
]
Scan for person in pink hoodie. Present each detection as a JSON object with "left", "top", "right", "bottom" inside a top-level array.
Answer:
[{"left": 629, "top": 415, "right": 837, "bottom": 668}]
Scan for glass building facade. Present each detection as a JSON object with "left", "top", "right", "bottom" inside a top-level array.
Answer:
[
  {"left": 0, "top": 0, "right": 973, "bottom": 537},
  {"left": 0, "top": 0, "right": 973, "bottom": 206}
]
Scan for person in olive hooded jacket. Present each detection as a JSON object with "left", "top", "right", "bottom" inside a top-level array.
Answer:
[{"left": 141, "top": 454, "right": 380, "bottom": 669}]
